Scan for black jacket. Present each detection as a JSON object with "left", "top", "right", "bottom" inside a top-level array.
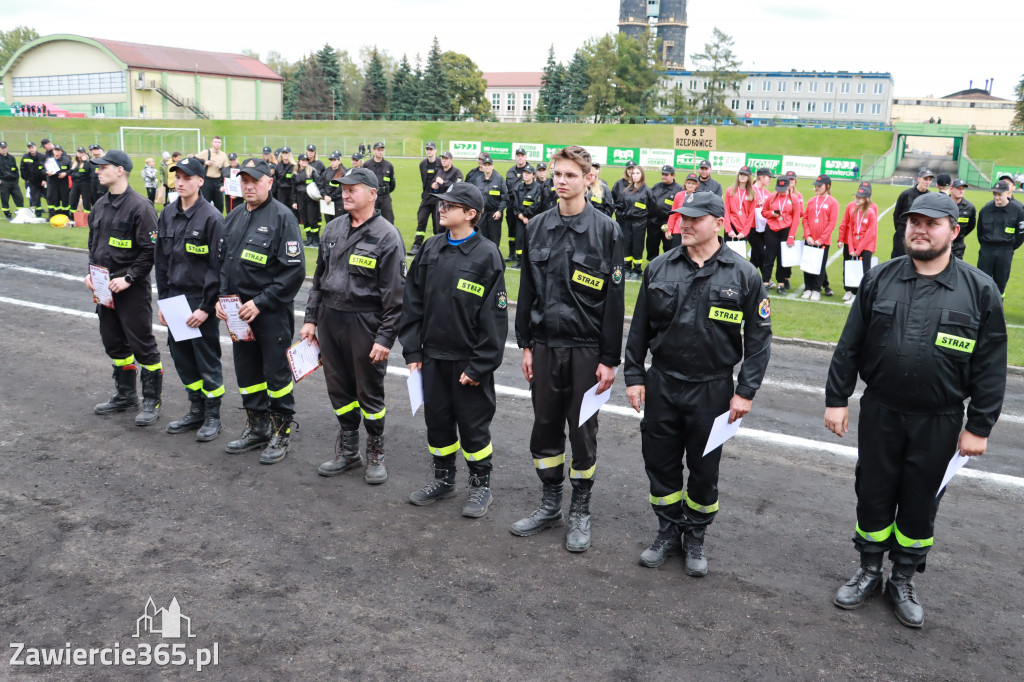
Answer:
[
  {"left": 615, "top": 184, "right": 653, "bottom": 222},
  {"left": 318, "top": 165, "right": 348, "bottom": 204},
  {"left": 291, "top": 167, "right": 319, "bottom": 206},
  {"left": 505, "top": 164, "right": 527, "bottom": 196},
  {"left": 649, "top": 181, "right": 683, "bottom": 226},
  {"left": 419, "top": 157, "right": 443, "bottom": 197},
  {"left": 70, "top": 160, "right": 92, "bottom": 187},
  {"left": 21, "top": 151, "right": 45, "bottom": 184},
  {"left": 514, "top": 181, "right": 545, "bottom": 219},
  {"left": 431, "top": 165, "right": 463, "bottom": 195},
  {"left": 363, "top": 158, "right": 396, "bottom": 196},
  {"left": 587, "top": 181, "right": 615, "bottom": 217},
  {"left": 515, "top": 201, "right": 625, "bottom": 366},
  {"left": 893, "top": 186, "right": 929, "bottom": 233},
  {"left": 468, "top": 171, "right": 508, "bottom": 213},
  {"left": 400, "top": 232, "right": 507, "bottom": 380},
  {"left": 305, "top": 211, "right": 406, "bottom": 348},
  {"left": 951, "top": 197, "right": 977, "bottom": 258},
  {"left": 825, "top": 256, "right": 1007, "bottom": 436},
  {"left": 0, "top": 152, "right": 19, "bottom": 184},
  {"left": 155, "top": 197, "right": 225, "bottom": 314},
  {"left": 697, "top": 176, "right": 723, "bottom": 196},
  {"left": 975, "top": 199, "right": 1024, "bottom": 249},
  {"left": 274, "top": 161, "right": 296, "bottom": 205},
  {"left": 87, "top": 186, "right": 158, "bottom": 282},
  {"left": 219, "top": 196, "right": 305, "bottom": 312},
  {"left": 624, "top": 240, "right": 772, "bottom": 398},
  {"left": 538, "top": 177, "right": 557, "bottom": 213}
]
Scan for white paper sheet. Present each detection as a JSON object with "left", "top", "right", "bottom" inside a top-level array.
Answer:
[
  {"left": 937, "top": 450, "right": 969, "bottom": 496},
  {"left": 578, "top": 382, "right": 613, "bottom": 427},
  {"left": 703, "top": 410, "right": 743, "bottom": 456},
  {"left": 408, "top": 368, "right": 424, "bottom": 416},
  {"left": 44, "top": 158, "right": 60, "bottom": 174},
  {"left": 844, "top": 259, "right": 864, "bottom": 288},
  {"left": 89, "top": 264, "right": 114, "bottom": 308},
  {"left": 286, "top": 338, "right": 322, "bottom": 382},
  {"left": 799, "top": 244, "right": 825, "bottom": 275},
  {"left": 168, "top": 191, "right": 179, "bottom": 204},
  {"left": 157, "top": 295, "right": 201, "bottom": 341},
  {"left": 218, "top": 295, "right": 254, "bottom": 341},
  {"left": 726, "top": 240, "right": 747, "bottom": 259},
  {"left": 320, "top": 199, "right": 335, "bottom": 216},
  {"left": 223, "top": 176, "right": 242, "bottom": 197},
  {"left": 780, "top": 241, "right": 803, "bottom": 267}
]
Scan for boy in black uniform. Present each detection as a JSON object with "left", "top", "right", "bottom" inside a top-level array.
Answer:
[
  {"left": 949, "top": 179, "right": 976, "bottom": 259},
  {"left": 512, "top": 165, "right": 544, "bottom": 266},
  {"left": 975, "top": 180, "right": 1024, "bottom": 294},
  {"left": 317, "top": 151, "right": 349, "bottom": 238},
  {"left": 625, "top": 192, "right": 772, "bottom": 576},
  {"left": 400, "top": 183, "right": 507, "bottom": 517},
  {"left": 696, "top": 159, "right": 723, "bottom": 196},
  {"left": 216, "top": 159, "right": 305, "bottom": 464},
  {"left": 890, "top": 168, "right": 933, "bottom": 258},
  {"left": 467, "top": 155, "right": 507, "bottom": 248},
  {"left": 826, "top": 192, "right": 1007, "bottom": 628},
  {"left": 46, "top": 145, "right": 72, "bottom": 219},
  {"left": 0, "top": 141, "right": 25, "bottom": 219},
  {"left": 85, "top": 150, "right": 163, "bottom": 427},
  {"left": 155, "top": 156, "right": 226, "bottom": 441},
  {"left": 303, "top": 168, "right": 406, "bottom": 485},
  {"left": 21, "top": 142, "right": 46, "bottom": 218},
  {"left": 535, "top": 162, "right": 556, "bottom": 212},
  {"left": 274, "top": 147, "right": 296, "bottom": 222},
  {"left": 504, "top": 148, "right": 528, "bottom": 261},
  {"left": 647, "top": 165, "right": 682, "bottom": 261},
  {"left": 512, "top": 145, "right": 625, "bottom": 553},
  {"left": 363, "top": 142, "right": 396, "bottom": 224},
  {"left": 411, "top": 141, "right": 442, "bottom": 254}
]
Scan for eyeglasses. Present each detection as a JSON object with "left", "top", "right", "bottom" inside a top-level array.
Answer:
[{"left": 438, "top": 201, "right": 466, "bottom": 212}]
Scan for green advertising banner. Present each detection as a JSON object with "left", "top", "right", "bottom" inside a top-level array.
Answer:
[
  {"left": 745, "top": 153, "right": 783, "bottom": 175},
  {"left": 821, "top": 157, "right": 860, "bottom": 180},
  {"left": 994, "top": 166, "right": 1024, "bottom": 182},
  {"left": 542, "top": 144, "right": 564, "bottom": 162},
  {"left": 674, "top": 150, "right": 710, "bottom": 169},
  {"left": 482, "top": 141, "right": 513, "bottom": 161},
  {"left": 608, "top": 147, "right": 640, "bottom": 166}
]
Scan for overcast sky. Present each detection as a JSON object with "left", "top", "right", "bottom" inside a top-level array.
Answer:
[{"left": 6, "top": 0, "right": 1020, "bottom": 99}]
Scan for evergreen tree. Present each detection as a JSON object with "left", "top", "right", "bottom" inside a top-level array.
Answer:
[
  {"left": 419, "top": 37, "right": 452, "bottom": 118},
  {"left": 390, "top": 55, "right": 417, "bottom": 117},
  {"left": 689, "top": 28, "right": 744, "bottom": 118},
  {"left": 539, "top": 46, "right": 565, "bottom": 120},
  {"left": 361, "top": 48, "right": 390, "bottom": 117},
  {"left": 563, "top": 48, "right": 591, "bottom": 117},
  {"left": 314, "top": 44, "right": 345, "bottom": 117},
  {"left": 1013, "top": 74, "right": 1024, "bottom": 130},
  {"left": 291, "top": 56, "right": 334, "bottom": 119},
  {"left": 283, "top": 56, "right": 307, "bottom": 119}
]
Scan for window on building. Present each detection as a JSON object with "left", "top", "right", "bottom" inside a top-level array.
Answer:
[
  {"left": 778, "top": 81, "right": 786, "bottom": 92},
  {"left": 491, "top": 93, "right": 500, "bottom": 111},
  {"left": 840, "top": 82, "right": 850, "bottom": 94},
  {"left": 94, "top": 105, "right": 106, "bottom": 115},
  {"left": 746, "top": 81, "right": 754, "bottom": 91},
  {"left": 871, "top": 103, "right": 881, "bottom": 115},
  {"left": 855, "top": 103, "right": 864, "bottom": 114},
  {"left": 746, "top": 100, "right": 754, "bottom": 111},
  {"left": 761, "top": 100, "right": 770, "bottom": 111},
  {"left": 792, "top": 101, "right": 801, "bottom": 112},
  {"left": 762, "top": 81, "right": 771, "bottom": 92},
  {"left": 874, "top": 82, "right": 884, "bottom": 95},
  {"left": 823, "top": 102, "right": 833, "bottom": 113},
  {"left": 809, "top": 81, "right": 818, "bottom": 93},
  {"left": 730, "top": 99, "right": 740, "bottom": 110},
  {"left": 839, "top": 102, "right": 849, "bottom": 114},
  {"left": 703, "top": 80, "right": 709, "bottom": 90},
  {"left": 12, "top": 71, "right": 127, "bottom": 97},
  {"left": 824, "top": 82, "right": 834, "bottom": 94},
  {"left": 856, "top": 82, "right": 866, "bottom": 94},
  {"left": 777, "top": 101, "right": 785, "bottom": 112},
  {"left": 794, "top": 81, "right": 803, "bottom": 93},
  {"left": 689, "top": 79, "right": 698, "bottom": 90},
  {"left": 523, "top": 93, "right": 532, "bottom": 111},
  {"left": 807, "top": 102, "right": 816, "bottom": 113},
  {"left": 675, "top": 81, "right": 684, "bottom": 89},
  {"left": 506, "top": 93, "right": 515, "bottom": 112}
]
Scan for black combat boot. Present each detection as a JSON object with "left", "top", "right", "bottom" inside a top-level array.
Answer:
[
  {"left": 226, "top": 410, "right": 272, "bottom": 454},
  {"left": 510, "top": 483, "right": 564, "bottom": 536},
  {"left": 167, "top": 394, "right": 204, "bottom": 434},
  {"left": 409, "top": 463, "right": 457, "bottom": 505},
  {"left": 565, "top": 488, "right": 592, "bottom": 553},
  {"left": 462, "top": 473, "right": 492, "bottom": 518},
  {"left": 834, "top": 553, "right": 884, "bottom": 609},
  {"left": 318, "top": 430, "right": 362, "bottom": 476},
  {"left": 135, "top": 367, "right": 163, "bottom": 426},
  {"left": 886, "top": 564, "right": 925, "bottom": 628},
  {"left": 195, "top": 398, "right": 221, "bottom": 442},
  {"left": 682, "top": 530, "right": 708, "bottom": 577},
  {"left": 639, "top": 517, "right": 682, "bottom": 568},
  {"left": 260, "top": 413, "right": 295, "bottom": 464},
  {"left": 94, "top": 365, "right": 139, "bottom": 415},
  {"left": 364, "top": 434, "right": 387, "bottom": 484}
]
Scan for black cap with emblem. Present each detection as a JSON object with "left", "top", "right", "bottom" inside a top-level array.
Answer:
[
  {"left": 672, "top": 191, "right": 725, "bottom": 218},
  {"left": 237, "top": 158, "right": 272, "bottom": 179},
  {"left": 169, "top": 156, "right": 205, "bottom": 177}
]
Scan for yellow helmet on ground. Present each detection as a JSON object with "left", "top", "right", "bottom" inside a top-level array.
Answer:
[{"left": 49, "top": 214, "right": 70, "bottom": 228}]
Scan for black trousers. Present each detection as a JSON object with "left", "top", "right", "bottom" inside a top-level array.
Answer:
[
  {"left": 505, "top": 208, "right": 518, "bottom": 257},
  {"left": 47, "top": 177, "right": 70, "bottom": 218},
  {"left": 842, "top": 246, "right": 872, "bottom": 293},
  {"left": 422, "top": 356, "right": 496, "bottom": 475},
  {"left": 26, "top": 180, "right": 45, "bottom": 216},
  {"left": 646, "top": 220, "right": 668, "bottom": 262},
  {"left": 748, "top": 230, "right": 766, "bottom": 273},
  {"left": 621, "top": 217, "right": 646, "bottom": 269},
  {"left": 669, "top": 233, "right": 681, "bottom": 249},
  {"left": 891, "top": 228, "right": 906, "bottom": 259},
  {"left": 1, "top": 180, "right": 24, "bottom": 216},
  {"left": 761, "top": 228, "right": 791, "bottom": 284},
  {"left": 529, "top": 344, "right": 600, "bottom": 491},
  {"left": 478, "top": 212, "right": 502, "bottom": 248},
  {"left": 201, "top": 179, "right": 223, "bottom": 212},
  {"left": 802, "top": 245, "right": 830, "bottom": 292},
  {"left": 98, "top": 279, "right": 160, "bottom": 367},
  {"left": 853, "top": 396, "right": 963, "bottom": 571},
  {"left": 69, "top": 181, "right": 92, "bottom": 215},
  {"left": 296, "top": 195, "right": 321, "bottom": 237},
  {"left": 977, "top": 246, "right": 1014, "bottom": 294},
  {"left": 414, "top": 197, "right": 437, "bottom": 246},
  {"left": 318, "top": 307, "right": 387, "bottom": 436},
  {"left": 232, "top": 304, "right": 295, "bottom": 415},
  {"left": 167, "top": 301, "right": 223, "bottom": 402},
  {"left": 375, "top": 194, "right": 394, "bottom": 224},
  {"left": 641, "top": 368, "right": 730, "bottom": 540}
]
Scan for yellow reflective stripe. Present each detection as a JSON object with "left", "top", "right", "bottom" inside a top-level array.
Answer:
[
  {"left": 572, "top": 270, "right": 605, "bottom": 290},
  {"left": 590, "top": 196, "right": 602, "bottom": 204},
  {"left": 429, "top": 441, "right": 461, "bottom": 457},
  {"left": 935, "top": 333, "right": 975, "bottom": 354},
  {"left": 569, "top": 464, "right": 596, "bottom": 479},
  {"left": 856, "top": 522, "right": 894, "bottom": 543},
  {"left": 488, "top": 190, "right": 501, "bottom": 195},
  {"left": 383, "top": 176, "right": 391, "bottom": 182},
  {"left": 709, "top": 307, "right": 743, "bottom": 324},
  {"left": 334, "top": 400, "right": 360, "bottom": 416},
  {"left": 634, "top": 201, "right": 647, "bottom": 209},
  {"left": 349, "top": 254, "right": 377, "bottom": 269},
  {"left": 664, "top": 198, "right": 674, "bottom": 205},
  {"left": 203, "top": 385, "right": 225, "bottom": 398},
  {"left": 361, "top": 406, "right": 386, "bottom": 420},
  {"left": 241, "top": 249, "right": 267, "bottom": 265},
  {"left": 109, "top": 236, "right": 132, "bottom": 248},
  {"left": 457, "top": 279, "right": 485, "bottom": 297},
  {"left": 533, "top": 453, "right": 566, "bottom": 469},
  {"left": 649, "top": 490, "right": 683, "bottom": 506},
  {"left": 239, "top": 382, "right": 268, "bottom": 395},
  {"left": 684, "top": 491, "right": 719, "bottom": 514},
  {"left": 1005, "top": 226, "right": 1016, "bottom": 234},
  {"left": 957, "top": 216, "right": 969, "bottom": 223},
  {"left": 523, "top": 200, "right": 533, "bottom": 206},
  {"left": 267, "top": 381, "right": 294, "bottom": 398},
  {"left": 894, "top": 526, "right": 933, "bottom": 549},
  {"left": 463, "top": 443, "right": 493, "bottom": 461},
  {"left": 141, "top": 363, "right": 162, "bottom": 371},
  {"left": 185, "top": 243, "right": 209, "bottom": 255},
  {"left": 112, "top": 355, "right": 136, "bottom": 367},
  {"left": 184, "top": 379, "right": 203, "bottom": 391}
]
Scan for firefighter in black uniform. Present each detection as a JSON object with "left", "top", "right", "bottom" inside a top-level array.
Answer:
[
  {"left": 467, "top": 155, "right": 507, "bottom": 248},
  {"left": 316, "top": 151, "right": 348, "bottom": 242},
  {"left": 292, "top": 154, "right": 321, "bottom": 246},
  {"left": 304, "top": 168, "right": 405, "bottom": 485},
  {"left": 89, "top": 145, "right": 108, "bottom": 203},
  {"left": 400, "top": 183, "right": 508, "bottom": 517},
  {"left": 975, "top": 180, "right": 1024, "bottom": 294},
  {"left": 696, "top": 159, "right": 723, "bottom": 196},
  {"left": 411, "top": 141, "right": 442, "bottom": 254},
  {"left": 363, "top": 142, "right": 396, "bottom": 224},
  {"left": 625, "top": 192, "right": 772, "bottom": 575},
  {"left": 216, "top": 159, "right": 305, "bottom": 464},
  {"left": 512, "top": 165, "right": 544, "bottom": 266},
  {"left": 21, "top": 142, "right": 46, "bottom": 218},
  {"left": 826, "top": 192, "right": 1007, "bottom": 629},
  {"left": 85, "top": 150, "right": 163, "bottom": 426},
  {"left": 69, "top": 147, "right": 95, "bottom": 217},
  {"left": 504, "top": 148, "right": 528, "bottom": 261},
  {"left": 155, "top": 156, "right": 226, "bottom": 442},
  {"left": 430, "top": 151, "right": 463, "bottom": 226},
  {"left": 274, "top": 147, "right": 297, "bottom": 222},
  {"left": 512, "top": 145, "right": 625, "bottom": 553},
  {"left": 304, "top": 144, "right": 325, "bottom": 175},
  {"left": 535, "top": 162, "right": 556, "bottom": 213},
  {"left": 0, "top": 141, "right": 25, "bottom": 219},
  {"left": 950, "top": 179, "right": 976, "bottom": 260},
  {"left": 464, "top": 152, "right": 486, "bottom": 185},
  {"left": 46, "top": 145, "right": 72, "bottom": 219},
  {"left": 648, "top": 165, "right": 682, "bottom": 262},
  {"left": 890, "top": 168, "right": 933, "bottom": 258}
]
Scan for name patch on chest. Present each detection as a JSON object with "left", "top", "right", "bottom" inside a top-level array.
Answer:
[
  {"left": 185, "top": 243, "right": 209, "bottom": 255},
  {"left": 108, "top": 236, "right": 132, "bottom": 249},
  {"left": 572, "top": 270, "right": 605, "bottom": 291},
  {"left": 257, "top": 226, "right": 269, "bottom": 233},
  {"left": 349, "top": 254, "right": 377, "bottom": 269},
  {"left": 457, "top": 279, "right": 485, "bottom": 297},
  {"left": 241, "top": 249, "right": 267, "bottom": 265},
  {"left": 935, "top": 333, "right": 975, "bottom": 353},
  {"left": 709, "top": 307, "right": 743, "bottom": 323}
]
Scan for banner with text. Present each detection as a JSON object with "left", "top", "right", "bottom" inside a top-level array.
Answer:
[
  {"left": 581, "top": 145, "right": 609, "bottom": 166},
  {"left": 513, "top": 142, "right": 545, "bottom": 162},
  {"left": 608, "top": 147, "right": 640, "bottom": 166},
  {"left": 674, "top": 150, "right": 711, "bottom": 169},
  {"left": 640, "top": 148, "right": 677, "bottom": 168},
  {"left": 782, "top": 155, "right": 823, "bottom": 177},
  {"left": 745, "top": 154, "right": 783, "bottom": 175},
  {"left": 673, "top": 125, "right": 717, "bottom": 151},
  {"left": 482, "top": 142, "right": 513, "bottom": 161},
  {"left": 821, "top": 157, "right": 860, "bottom": 180},
  {"left": 449, "top": 140, "right": 481, "bottom": 159},
  {"left": 709, "top": 151, "right": 748, "bottom": 174}
]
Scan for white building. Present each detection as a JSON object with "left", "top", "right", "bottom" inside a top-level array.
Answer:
[{"left": 483, "top": 72, "right": 542, "bottom": 123}]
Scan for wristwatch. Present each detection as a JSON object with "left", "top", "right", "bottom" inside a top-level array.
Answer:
[{"left": 124, "top": 274, "right": 134, "bottom": 285}]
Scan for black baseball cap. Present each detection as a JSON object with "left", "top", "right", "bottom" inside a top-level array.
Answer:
[
  {"left": 262, "top": 146, "right": 272, "bottom": 154},
  {"left": 27, "top": 141, "right": 36, "bottom": 147},
  {"left": 237, "top": 158, "right": 272, "bottom": 179},
  {"left": 813, "top": 174, "right": 832, "bottom": 186},
  {"left": 775, "top": 177, "right": 791, "bottom": 191},
  {"left": 661, "top": 164, "right": 676, "bottom": 174},
  {"left": 672, "top": 191, "right": 725, "bottom": 218},
  {"left": 522, "top": 164, "right": 536, "bottom": 174},
  {"left": 373, "top": 141, "right": 385, "bottom": 149},
  {"left": 756, "top": 167, "right": 773, "bottom": 177},
  {"left": 88, "top": 144, "right": 99, "bottom": 150},
  {"left": 935, "top": 173, "right": 952, "bottom": 187},
  {"left": 306, "top": 144, "right": 316, "bottom": 152},
  {"left": 281, "top": 146, "right": 291, "bottom": 153},
  {"left": 993, "top": 180, "right": 1012, "bottom": 192},
  {"left": 227, "top": 152, "right": 238, "bottom": 160},
  {"left": 785, "top": 170, "right": 797, "bottom": 179},
  {"left": 77, "top": 146, "right": 86, "bottom": 153},
  {"left": 918, "top": 167, "right": 934, "bottom": 178},
  {"left": 425, "top": 141, "right": 436, "bottom": 150},
  {"left": 339, "top": 167, "right": 379, "bottom": 190},
  {"left": 951, "top": 179, "right": 969, "bottom": 189},
  {"left": 169, "top": 156, "right": 205, "bottom": 177},
  {"left": 440, "top": 151, "right": 453, "bottom": 159},
  {"left": 94, "top": 149, "right": 133, "bottom": 172},
  {"left": 440, "top": 183, "right": 484, "bottom": 215},
  {"left": 698, "top": 159, "right": 711, "bottom": 169},
  {"left": 351, "top": 152, "right": 363, "bottom": 161},
  {"left": 592, "top": 162, "right": 601, "bottom": 169},
  {"left": 515, "top": 147, "right": 526, "bottom": 155},
  {"left": 998, "top": 174, "right": 1013, "bottom": 182},
  {"left": 480, "top": 155, "right": 494, "bottom": 165},
  {"left": 53, "top": 145, "right": 63, "bottom": 151},
  {"left": 41, "top": 138, "right": 51, "bottom": 145},
  {"left": 684, "top": 172, "right": 699, "bottom": 182},
  {"left": 855, "top": 183, "right": 872, "bottom": 198},
  {"left": 536, "top": 162, "right": 547, "bottom": 170},
  {"left": 329, "top": 151, "right": 342, "bottom": 160},
  {"left": 625, "top": 161, "right": 637, "bottom": 169},
  {"left": 0, "top": 141, "right": 6, "bottom": 148},
  {"left": 737, "top": 165, "right": 752, "bottom": 176},
  {"left": 298, "top": 154, "right": 308, "bottom": 162},
  {"left": 903, "top": 192, "right": 958, "bottom": 222}
]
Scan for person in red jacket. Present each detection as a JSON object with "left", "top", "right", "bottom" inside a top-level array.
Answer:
[
  {"left": 665, "top": 173, "right": 699, "bottom": 249},
  {"left": 750, "top": 168, "right": 773, "bottom": 278},
  {"left": 800, "top": 174, "right": 840, "bottom": 300},
  {"left": 837, "top": 182, "right": 878, "bottom": 303},
  {"left": 760, "top": 177, "right": 801, "bottom": 293},
  {"left": 723, "top": 165, "right": 756, "bottom": 252}
]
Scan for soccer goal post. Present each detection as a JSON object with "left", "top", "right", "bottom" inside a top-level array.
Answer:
[{"left": 119, "top": 126, "right": 202, "bottom": 158}]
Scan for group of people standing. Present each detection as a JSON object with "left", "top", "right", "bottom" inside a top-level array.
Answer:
[{"left": 0, "top": 138, "right": 108, "bottom": 221}]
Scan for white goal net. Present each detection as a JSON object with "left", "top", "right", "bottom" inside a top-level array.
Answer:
[{"left": 119, "top": 127, "right": 201, "bottom": 157}]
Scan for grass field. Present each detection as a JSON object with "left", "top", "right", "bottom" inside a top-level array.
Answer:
[
  {"left": 965, "top": 135, "right": 1024, "bottom": 167},
  {"left": 3, "top": 156, "right": 1022, "bottom": 363}
]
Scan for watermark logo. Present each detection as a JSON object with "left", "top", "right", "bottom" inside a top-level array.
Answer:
[{"left": 135, "top": 597, "right": 195, "bottom": 639}]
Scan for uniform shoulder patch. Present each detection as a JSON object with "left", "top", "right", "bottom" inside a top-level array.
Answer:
[
  {"left": 758, "top": 297, "right": 771, "bottom": 319},
  {"left": 497, "top": 291, "right": 507, "bottom": 309},
  {"left": 286, "top": 240, "right": 300, "bottom": 257},
  {"left": 400, "top": 260, "right": 408, "bottom": 278},
  {"left": 612, "top": 265, "right": 623, "bottom": 285},
  {"left": 149, "top": 229, "right": 158, "bottom": 244}
]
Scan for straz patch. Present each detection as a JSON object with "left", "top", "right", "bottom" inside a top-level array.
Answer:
[
  {"left": 758, "top": 298, "right": 771, "bottom": 319},
  {"left": 185, "top": 243, "right": 209, "bottom": 255},
  {"left": 257, "top": 226, "right": 269, "bottom": 233},
  {"left": 349, "top": 254, "right": 377, "bottom": 269},
  {"left": 572, "top": 270, "right": 605, "bottom": 291},
  {"left": 457, "top": 279, "right": 485, "bottom": 297},
  {"left": 709, "top": 306, "right": 743, "bottom": 323},
  {"left": 935, "top": 333, "right": 975, "bottom": 353},
  {"left": 497, "top": 291, "right": 507, "bottom": 309},
  {"left": 109, "top": 236, "right": 132, "bottom": 248},
  {"left": 241, "top": 249, "right": 268, "bottom": 265},
  {"left": 612, "top": 266, "right": 623, "bottom": 285},
  {"left": 285, "top": 241, "right": 300, "bottom": 257}
]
